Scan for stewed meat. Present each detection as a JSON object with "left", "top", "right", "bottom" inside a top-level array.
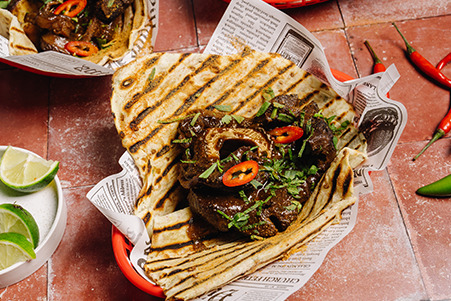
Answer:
[{"left": 177, "top": 95, "right": 338, "bottom": 238}]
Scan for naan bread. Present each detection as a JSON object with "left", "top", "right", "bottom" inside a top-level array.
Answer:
[
  {"left": 111, "top": 49, "right": 367, "bottom": 300},
  {"left": 0, "top": 9, "right": 38, "bottom": 55}
]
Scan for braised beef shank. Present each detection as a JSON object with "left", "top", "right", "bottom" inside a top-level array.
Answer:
[{"left": 177, "top": 95, "right": 337, "bottom": 238}]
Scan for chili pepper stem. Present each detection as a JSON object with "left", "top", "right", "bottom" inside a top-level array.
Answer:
[
  {"left": 392, "top": 23, "right": 416, "bottom": 55},
  {"left": 413, "top": 128, "right": 445, "bottom": 161},
  {"left": 364, "top": 40, "right": 383, "bottom": 65}
]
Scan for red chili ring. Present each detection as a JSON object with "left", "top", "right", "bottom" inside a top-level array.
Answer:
[
  {"left": 268, "top": 125, "right": 304, "bottom": 144},
  {"left": 222, "top": 160, "right": 259, "bottom": 187},
  {"left": 54, "top": 0, "right": 87, "bottom": 17},
  {"left": 65, "top": 41, "right": 99, "bottom": 57}
]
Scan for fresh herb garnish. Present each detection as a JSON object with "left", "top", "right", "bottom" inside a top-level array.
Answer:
[
  {"left": 221, "top": 114, "right": 244, "bottom": 124},
  {"left": 285, "top": 200, "right": 302, "bottom": 211},
  {"left": 221, "top": 114, "right": 233, "bottom": 124},
  {"left": 217, "top": 196, "right": 271, "bottom": 231},
  {"left": 0, "top": 0, "right": 11, "bottom": 8},
  {"left": 148, "top": 68, "right": 156, "bottom": 82},
  {"left": 180, "top": 160, "right": 196, "bottom": 164},
  {"left": 314, "top": 111, "right": 350, "bottom": 149},
  {"left": 250, "top": 179, "right": 262, "bottom": 189},
  {"left": 273, "top": 102, "right": 285, "bottom": 108},
  {"left": 262, "top": 87, "right": 275, "bottom": 101},
  {"left": 190, "top": 112, "right": 201, "bottom": 126},
  {"left": 214, "top": 105, "right": 232, "bottom": 112},
  {"left": 239, "top": 190, "right": 249, "bottom": 203},
  {"left": 232, "top": 115, "right": 244, "bottom": 124},
  {"left": 172, "top": 138, "right": 192, "bottom": 144},
  {"left": 256, "top": 101, "right": 271, "bottom": 117},
  {"left": 199, "top": 162, "right": 218, "bottom": 179},
  {"left": 277, "top": 113, "right": 295, "bottom": 123}
]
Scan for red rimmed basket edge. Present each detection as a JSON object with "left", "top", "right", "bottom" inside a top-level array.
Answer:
[
  {"left": 111, "top": 226, "right": 165, "bottom": 298},
  {"left": 222, "top": 0, "right": 329, "bottom": 9},
  {"left": 111, "top": 69, "right": 354, "bottom": 297}
]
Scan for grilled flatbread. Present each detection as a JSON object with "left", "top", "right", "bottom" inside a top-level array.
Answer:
[
  {"left": 0, "top": 9, "right": 38, "bottom": 55},
  {"left": 111, "top": 49, "right": 367, "bottom": 300}
]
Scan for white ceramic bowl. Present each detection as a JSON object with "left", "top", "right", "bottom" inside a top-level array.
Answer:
[{"left": 0, "top": 146, "right": 67, "bottom": 288}]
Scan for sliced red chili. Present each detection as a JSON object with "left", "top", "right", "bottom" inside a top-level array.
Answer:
[
  {"left": 54, "top": 0, "right": 87, "bottom": 18},
  {"left": 65, "top": 41, "right": 98, "bottom": 57},
  {"left": 268, "top": 126, "right": 303, "bottom": 144},
  {"left": 222, "top": 160, "right": 259, "bottom": 187}
]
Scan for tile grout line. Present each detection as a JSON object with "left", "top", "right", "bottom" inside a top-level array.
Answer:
[
  {"left": 336, "top": 0, "right": 361, "bottom": 79},
  {"left": 189, "top": 0, "right": 200, "bottom": 49},
  {"left": 46, "top": 78, "right": 52, "bottom": 161},
  {"left": 383, "top": 166, "right": 430, "bottom": 299},
  {"left": 46, "top": 77, "right": 52, "bottom": 301}
]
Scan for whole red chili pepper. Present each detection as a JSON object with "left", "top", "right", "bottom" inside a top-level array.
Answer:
[
  {"left": 413, "top": 57, "right": 451, "bottom": 161},
  {"left": 364, "top": 40, "right": 386, "bottom": 73},
  {"left": 436, "top": 52, "right": 451, "bottom": 71},
  {"left": 364, "top": 40, "right": 389, "bottom": 97},
  {"left": 413, "top": 109, "right": 451, "bottom": 160},
  {"left": 393, "top": 23, "right": 451, "bottom": 90}
]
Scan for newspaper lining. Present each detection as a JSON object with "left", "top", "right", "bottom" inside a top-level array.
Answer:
[{"left": 87, "top": 0, "right": 408, "bottom": 299}]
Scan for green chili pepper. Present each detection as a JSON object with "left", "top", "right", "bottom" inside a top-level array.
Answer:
[{"left": 416, "top": 173, "right": 451, "bottom": 197}]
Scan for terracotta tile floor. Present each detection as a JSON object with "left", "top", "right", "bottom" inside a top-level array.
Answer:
[{"left": 1, "top": 0, "right": 450, "bottom": 300}]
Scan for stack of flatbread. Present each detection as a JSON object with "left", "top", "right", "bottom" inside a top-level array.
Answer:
[{"left": 111, "top": 49, "right": 367, "bottom": 300}]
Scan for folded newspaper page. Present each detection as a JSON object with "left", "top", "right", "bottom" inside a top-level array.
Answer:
[
  {"left": 0, "top": 0, "right": 158, "bottom": 77},
  {"left": 87, "top": 0, "right": 407, "bottom": 299}
]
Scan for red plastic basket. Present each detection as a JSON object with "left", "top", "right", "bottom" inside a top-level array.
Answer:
[
  {"left": 111, "top": 226, "right": 165, "bottom": 298},
  {"left": 111, "top": 69, "right": 354, "bottom": 297},
  {"left": 222, "top": 0, "right": 329, "bottom": 9}
]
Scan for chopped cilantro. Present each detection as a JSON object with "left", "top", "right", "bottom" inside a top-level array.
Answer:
[
  {"left": 217, "top": 196, "right": 271, "bottom": 231},
  {"left": 277, "top": 113, "right": 294, "bottom": 123},
  {"left": 148, "top": 68, "right": 156, "bottom": 82},
  {"left": 214, "top": 105, "right": 232, "bottom": 112},
  {"left": 262, "top": 87, "right": 275, "bottom": 101},
  {"left": 232, "top": 115, "right": 244, "bottom": 124},
  {"left": 172, "top": 138, "right": 192, "bottom": 144},
  {"left": 285, "top": 200, "right": 302, "bottom": 211},
  {"left": 221, "top": 114, "right": 233, "bottom": 124},
  {"left": 199, "top": 162, "right": 218, "bottom": 179},
  {"left": 190, "top": 112, "right": 201, "bottom": 126},
  {"left": 0, "top": 0, "right": 11, "bottom": 8},
  {"left": 180, "top": 160, "right": 197, "bottom": 164},
  {"left": 270, "top": 108, "right": 278, "bottom": 119},
  {"left": 256, "top": 101, "right": 271, "bottom": 117},
  {"left": 273, "top": 102, "right": 285, "bottom": 108},
  {"left": 308, "top": 165, "right": 318, "bottom": 175}
]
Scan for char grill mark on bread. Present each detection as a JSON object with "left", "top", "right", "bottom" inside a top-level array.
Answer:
[
  {"left": 128, "top": 55, "right": 222, "bottom": 131},
  {"left": 144, "top": 149, "right": 365, "bottom": 301},
  {"left": 121, "top": 51, "right": 305, "bottom": 156}
]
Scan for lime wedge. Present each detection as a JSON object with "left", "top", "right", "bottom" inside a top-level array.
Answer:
[
  {"left": 0, "top": 203, "right": 39, "bottom": 248},
  {"left": 0, "top": 232, "right": 36, "bottom": 270},
  {"left": 0, "top": 146, "right": 59, "bottom": 193}
]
